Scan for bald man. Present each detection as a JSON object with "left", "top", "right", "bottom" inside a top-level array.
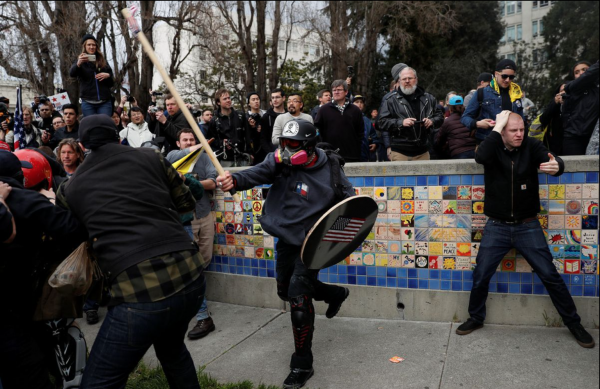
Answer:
[{"left": 456, "top": 111, "right": 594, "bottom": 349}]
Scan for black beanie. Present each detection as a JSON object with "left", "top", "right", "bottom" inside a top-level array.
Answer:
[
  {"left": 79, "top": 114, "right": 119, "bottom": 150},
  {"left": 495, "top": 59, "right": 517, "bottom": 72},
  {"left": 81, "top": 33, "right": 97, "bottom": 45},
  {"left": 247, "top": 91, "right": 259, "bottom": 104}
]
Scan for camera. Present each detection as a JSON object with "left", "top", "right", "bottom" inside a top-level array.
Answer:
[
  {"left": 39, "top": 95, "right": 48, "bottom": 104},
  {"left": 192, "top": 110, "right": 201, "bottom": 118},
  {"left": 152, "top": 91, "right": 163, "bottom": 97},
  {"left": 149, "top": 106, "right": 158, "bottom": 113},
  {"left": 249, "top": 113, "right": 261, "bottom": 122},
  {"left": 347, "top": 65, "right": 354, "bottom": 78},
  {"left": 86, "top": 54, "right": 96, "bottom": 62},
  {"left": 126, "top": 95, "right": 135, "bottom": 103}
]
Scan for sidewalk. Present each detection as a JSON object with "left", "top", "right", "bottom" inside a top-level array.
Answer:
[{"left": 80, "top": 302, "right": 599, "bottom": 389}]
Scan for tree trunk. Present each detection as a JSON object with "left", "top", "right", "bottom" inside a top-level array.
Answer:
[
  {"left": 139, "top": 1, "right": 156, "bottom": 111},
  {"left": 256, "top": 1, "right": 267, "bottom": 109},
  {"left": 269, "top": 1, "right": 282, "bottom": 92},
  {"left": 328, "top": 1, "right": 349, "bottom": 81}
]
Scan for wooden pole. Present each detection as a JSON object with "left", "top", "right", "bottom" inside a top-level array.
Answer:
[{"left": 122, "top": 8, "right": 240, "bottom": 203}]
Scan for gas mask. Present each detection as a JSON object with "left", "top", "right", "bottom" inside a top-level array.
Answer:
[{"left": 274, "top": 145, "right": 308, "bottom": 166}]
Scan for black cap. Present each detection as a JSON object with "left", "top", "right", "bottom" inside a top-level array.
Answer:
[
  {"left": 0, "top": 150, "right": 32, "bottom": 177},
  {"left": 79, "top": 114, "right": 119, "bottom": 150},
  {"left": 81, "top": 33, "right": 97, "bottom": 45},
  {"left": 246, "top": 91, "right": 259, "bottom": 104},
  {"left": 477, "top": 73, "right": 493, "bottom": 83},
  {"left": 496, "top": 59, "right": 517, "bottom": 71},
  {"left": 353, "top": 94, "right": 365, "bottom": 102}
]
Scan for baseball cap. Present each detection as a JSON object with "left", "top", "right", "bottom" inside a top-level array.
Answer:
[
  {"left": 448, "top": 96, "right": 464, "bottom": 106},
  {"left": 496, "top": 59, "right": 517, "bottom": 71},
  {"left": 353, "top": 95, "right": 365, "bottom": 102}
]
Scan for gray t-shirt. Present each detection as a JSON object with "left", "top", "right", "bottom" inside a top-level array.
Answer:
[{"left": 271, "top": 112, "right": 314, "bottom": 146}]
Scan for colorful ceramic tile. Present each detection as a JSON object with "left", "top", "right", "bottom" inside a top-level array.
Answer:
[
  {"left": 253, "top": 224, "right": 264, "bottom": 235},
  {"left": 235, "top": 223, "right": 245, "bottom": 234},
  {"left": 582, "top": 184, "right": 599, "bottom": 199},
  {"left": 376, "top": 254, "right": 388, "bottom": 266},
  {"left": 415, "top": 186, "right": 429, "bottom": 200},
  {"left": 388, "top": 241, "right": 402, "bottom": 253},
  {"left": 401, "top": 228, "right": 415, "bottom": 240},
  {"left": 443, "top": 214, "right": 457, "bottom": 227},
  {"left": 374, "top": 226, "right": 388, "bottom": 239},
  {"left": 548, "top": 215, "right": 565, "bottom": 230},
  {"left": 501, "top": 258, "right": 516, "bottom": 272},
  {"left": 565, "top": 215, "right": 581, "bottom": 229},
  {"left": 471, "top": 228, "right": 484, "bottom": 242},
  {"left": 471, "top": 215, "right": 487, "bottom": 228},
  {"left": 442, "top": 242, "right": 456, "bottom": 256},
  {"left": 566, "top": 200, "right": 582, "bottom": 215},
  {"left": 565, "top": 184, "right": 582, "bottom": 199},
  {"left": 550, "top": 245, "right": 564, "bottom": 259},
  {"left": 388, "top": 200, "right": 401, "bottom": 213},
  {"left": 549, "top": 184, "right": 565, "bottom": 200},
  {"left": 472, "top": 186, "right": 485, "bottom": 200},
  {"left": 539, "top": 200, "right": 549, "bottom": 215},
  {"left": 504, "top": 248, "right": 517, "bottom": 258},
  {"left": 457, "top": 186, "right": 472, "bottom": 200},
  {"left": 415, "top": 228, "right": 430, "bottom": 241},
  {"left": 552, "top": 259, "right": 564, "bottom": 273},
  {"left": 244, "top": 246, "right": 255, "bottom": 258},
  {"left": 546, "top": 230, "right": 566, "bottom": 244},
  {"left": 401, "top": 241, "right": 415, "bottom": 255},
  {"left": 415, "top": 255, "right": 429, "bottom": 268},
  {"left": 216, "top": 223, "right": 225, "bottom": 234},
  {"left": 443, "top": 228, "right": 458, "bottom": 242},
  {"left": 564, "top": 245, "right": 581, "bottom": 259},
  {"left": 443, "top": 200, "right": 458, "bottom": 214},
  {"left": 580, "top": 245, "right": 598, "bottom": 260},
  {"left": 537, "top": 215, "right": 548, "bottom": 229},
  {"left": 548, "top": 200, "right": 565, "bottom": 215},
  {"left": 377, "top": 201, "right": 388, "bottom": 213},
  {"left": 401, "top": 187, "right": 414, "bottom": 200},
  {"left": 429, "top": 215, "right": 444, "bottom": 228},
  {"left": 375, "top": 241, "right": 389, "bottom": 253},
  {"left": 226, "top": 235, "right": 236, "bottom": 245},
  {"left": 581, "top": 230, "right": 598, "bottom": 245},
  {"left": 387, "top": 186, "right": 402, "bottom": 200},
  {"left": 564, "top": 260, "right": 580, "bottom": 274},
  {"left": 515, "top": 258, "right": 532, "bottom": 273},
  {"left": 225, "top": 201, "right": 235, "bottom": 211},
  {"left": 401, "top": 215, "right": 415, "bottom": 227},
  {"left": 362, "top": 240, "right": 375, "bottom": 252},
  {"left": 388, "top": 225, "right": 401, "bottom": 239},
  {"left": 415, "top": 215, "right": 429, "bottom": 228},
  {"left": 566, "top": 230, "right": 581, "bottom": 244},
  {"left": 581, "top": 260, "right": 597, "bottom": 274},
  {"left": 361, "top": 187, "right": 375, "bottom": 199},
  {"left": 429, "top": 256, "right": 441, "bottom": 269},
  {"left": 414, "top": 200, "right": 429, "bottom": 214},
  {"left": 455, "top": 257, "right": 471, "bottom": 270},
  {"left": 388, "top": 254, "right": 402, "bottom": 267},
  {"left": 429, "top": 242, "right": 444, "bottom": 256},
  {"left": 457, "top": 201, "right": 472, "bottom": 214},
  {"left": 582, "top": 215, "right": 598, "bottom": 230},
  {"left": 224, "top": 211, "right": 235, "bottom": 223},
  {"left": 430, "top": 228, "right": 444, "bottom": 242},
  {"left": 375, "top": 187, "right": 387, "bottom": 200},
  {"left": 234, "top": 202, "right": 243, "bottom": 212},
  {"left": 234, "top": 212, "right": 244, "bottom": 223},
  {"left": 415, "top": 242, "right": 429, "bottom": 255},
  {"left": 442, "top": 186, "right": 457, "bottom": 200},
  {"left": 401, "top": 255, "right": 415, "bottom": 268},
  {"left": 354, "top": 188, "right": 361, "bottom": 196},
  {"left": 244, "top": 224, "right": 254, "bottom": 235},
  {"left": 429, "top": 200, "right": 443, "bottom": 214},
  {"left": 443, "top": 257, "right": 456, "bottom": 269},
  {"left": 349, "top": 253, "right": 362, "bottom": 265},
  {"left": 429, "top": 186, "right": 443, "bottom": 200},
  {"left": 582, "top": 200, "right": 599, "bottom": 215},
  {"left": 401, "top": 201, "right": 414, "bottom": 214},
  {"left": 538, "top": 185, "right": 549, "bottom": 199},
  {"left": 472, "top": 201, "right": 485, "bottom": 214},
  {"left": 457, "top": 242, "right": 472, "bottom": 257},
  {"left": 362, "top": 253, "right": 376, "bottom": 266},
  {"left": 456, "top": 215, "right": 472, "bottom": 228}
]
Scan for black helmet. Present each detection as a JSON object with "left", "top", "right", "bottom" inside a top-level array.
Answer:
[{"left": 279, "top": 118, "right": 319, "bottom": 154}]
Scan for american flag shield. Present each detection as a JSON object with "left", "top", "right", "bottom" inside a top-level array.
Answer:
[
  {"left": 323, "top": 217, "right": 366, "bottom": 243},
  {"left": 13, "top": 87, "right": 25, "bottom": 150}
]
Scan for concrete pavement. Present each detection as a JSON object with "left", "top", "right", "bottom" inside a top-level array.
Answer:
[{"left": 79, "top": 302, "right": 599, "bottom": 389}]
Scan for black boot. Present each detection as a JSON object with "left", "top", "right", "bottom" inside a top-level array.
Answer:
[{"left": 283, "top": 367, "right": 315, "bottom": 389}]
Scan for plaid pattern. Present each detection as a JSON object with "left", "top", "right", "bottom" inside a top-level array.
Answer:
[
  {"left": 110, "top": 249, "right": 203, "bottom": 304},
  {"left": 335, "top": 101, "right": 349, "bottom": 115}
]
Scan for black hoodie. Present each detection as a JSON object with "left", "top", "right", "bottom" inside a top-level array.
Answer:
[{"left": 260, "top": 108, "right": 285, "bottom": 154}]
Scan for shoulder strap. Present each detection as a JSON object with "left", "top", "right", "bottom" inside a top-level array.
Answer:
[
  {"left": 477, "top": 87, "right": 484, "bottom": 105},
  {"left": 324, "top": 150, "right": 346, "bottom": 201}
]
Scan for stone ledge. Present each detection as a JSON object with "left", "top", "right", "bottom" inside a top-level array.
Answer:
[{"left": 205, "top": 272, "right": 600, "bottom": 328}]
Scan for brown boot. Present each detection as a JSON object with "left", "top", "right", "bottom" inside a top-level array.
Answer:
[{"left": 187, "top": 317, "right": 215, "bottom": 339}]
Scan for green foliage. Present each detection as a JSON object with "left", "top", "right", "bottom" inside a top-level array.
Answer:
[
  {"left": 278, "top": 58, "right": 324, "bottom": 110},
  {"left": 543, "top": 1, "right": 600, "bottom": 83}
]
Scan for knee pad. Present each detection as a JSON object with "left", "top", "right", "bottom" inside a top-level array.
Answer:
[
  {"left": 277, "top": 282, "right": 290, "bottom": 302},
  {"left": 290, "top": 295, "right": 314, "bottom": 327},
  {"left": 44, "top": 319, "right": 87, "bottom": 389}
]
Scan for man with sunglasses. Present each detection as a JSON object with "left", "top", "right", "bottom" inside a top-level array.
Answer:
[{"left": 461, "top": 59, "right": 526, "bottom": 144}]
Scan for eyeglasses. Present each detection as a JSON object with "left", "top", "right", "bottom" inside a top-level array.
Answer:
[
  {"left": 288, "top": 99, "right": 302, "bottom": 104},
  {"left": 500, "top": 74, "right": 516, "bottom": 80}
]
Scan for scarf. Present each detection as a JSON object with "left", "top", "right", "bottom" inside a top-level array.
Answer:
[{"left": 491, "top": 79, "right": 523, "bottom": 102}]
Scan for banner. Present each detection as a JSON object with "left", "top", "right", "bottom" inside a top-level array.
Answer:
[{"left": 47, "top": 92, "right": 71, "bottom": 112}]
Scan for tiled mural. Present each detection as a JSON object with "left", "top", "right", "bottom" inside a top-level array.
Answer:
[{"left": 206, "top": 171, "right": 599, "bottom": 297}]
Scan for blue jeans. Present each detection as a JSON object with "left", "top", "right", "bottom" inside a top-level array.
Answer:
[
  {"left": 81, "top": 100, "right": 113, "bottom": 117},
  {"left": 468, "top": 219, "right": 580, "bottom": 326},
  {"left": 184, "top": 224, "right": 210, "bottom": 321},
  {"left": 452, "top": 150, "right": 475, "bottom": 159},
  {"left": 81, "top": 274, "right": 205, "bottom": 389}
]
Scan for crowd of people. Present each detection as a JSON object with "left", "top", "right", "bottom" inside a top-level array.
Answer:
[{"left": 0, "top": 31, "right": 598, "bottom": 389}]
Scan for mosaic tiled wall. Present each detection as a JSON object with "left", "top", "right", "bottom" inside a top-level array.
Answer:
[{"left": 207, "top": 171, "right": 599, "bottom": 297}]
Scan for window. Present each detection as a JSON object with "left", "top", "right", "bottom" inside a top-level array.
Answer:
[
  {"left": 291, "top": 42, "right": 299, "bottom": 52},
  {"left": 278, "top": 40, "right": 285, "bottom": 51},
  {"left": 199, "top": 70, "right": 207, "bottom": 81},
  {"left": 533, "top": 1, "right": 538, "bottom": 8},
  {"left": 201, "top": 96, "right": 209, "bottom": 104},
  {"left": 507, "top": 26, "right": 516, "bottom": 42},
  {"left": 517, "top": 1, "right": 522, "bottom": 12},
  {"left": 539, "top": 20, "right": 544, "bottom": 34},
  {"left": 506, "top": 53, "right": 516, "bottom": 62},
  {"left": 505, "top": 1, "right": 521, "bottom": 14},
  {"left": 540, "top": 0, "right": 549, "bottom": 7},
  {"left": 516, "top": 24, "right": 522, "bottom": 41},
  {"left": 532, "top": 20, "right": 538, "bottom": 37},
  {"left": 533, "top": 49, "right": 548, "bottom": 66}
]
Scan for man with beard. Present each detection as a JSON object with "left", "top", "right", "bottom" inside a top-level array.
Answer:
[
  {"left": 271, "top": 92, "right": 313, "bottom": 147},
  {"left": 57, "top": 138, "right": 84, "bottom": 177},
  {"left": 376, "top": 67, "right": 444, "bottom": 161}
]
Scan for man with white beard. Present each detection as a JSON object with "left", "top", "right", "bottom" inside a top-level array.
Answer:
[{"left": 376, "top": 67, "right": 444, "bottom": 161}]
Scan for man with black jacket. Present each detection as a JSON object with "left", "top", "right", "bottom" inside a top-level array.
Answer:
[
  {"left": 156, "top": 93, "right": 189, "bottom": 152},
  {"left": 376, "top": 67, "right": 444, "bottom": 161},
  {"left": 0, "top": 150, "right": 85, "bottom": 389},
  {"left": 208, "top": 88, "right": 252, "bottom": 167},
  {"left": 260, "top": 88, "right": 286, "bottom": 155},
  {"left": 57, "top": 115, "right": 207, "bottom": 387},
  {"left": 46, "top": 104, "right": 79, "bottom": 150},
  {"left": 456, "top": 111, "right": 594, "bottom": 349}
]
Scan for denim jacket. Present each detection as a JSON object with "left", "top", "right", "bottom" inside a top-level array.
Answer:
[{"left": 461, "top": 86, "right": 525, "bottom": 141}]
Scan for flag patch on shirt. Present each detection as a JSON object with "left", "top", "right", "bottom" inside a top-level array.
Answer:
[
  {"left": 323, "top": 216, "right": 366, "bottom": 243},
  {"left": 295, "top": 182, "right": 309, "bottom": 199}
]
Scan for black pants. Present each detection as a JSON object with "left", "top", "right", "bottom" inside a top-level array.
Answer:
[{"left": 562, "top": 135, "right": 591, "bottom": 156}]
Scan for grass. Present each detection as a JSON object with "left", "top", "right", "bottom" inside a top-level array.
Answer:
[
  {"left": 542, "top": 310, "right": 564, "bottom": 328},
  {"left": 125, "top": 362, "right": 283, "bottom": 389}
]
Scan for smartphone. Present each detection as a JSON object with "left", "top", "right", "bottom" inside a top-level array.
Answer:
[
  {"left": 87, "top": 54, "right": 96, "bottom": 62},
  {"left": 413, "top": 120, "right": 425, "bottom": 124}
]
